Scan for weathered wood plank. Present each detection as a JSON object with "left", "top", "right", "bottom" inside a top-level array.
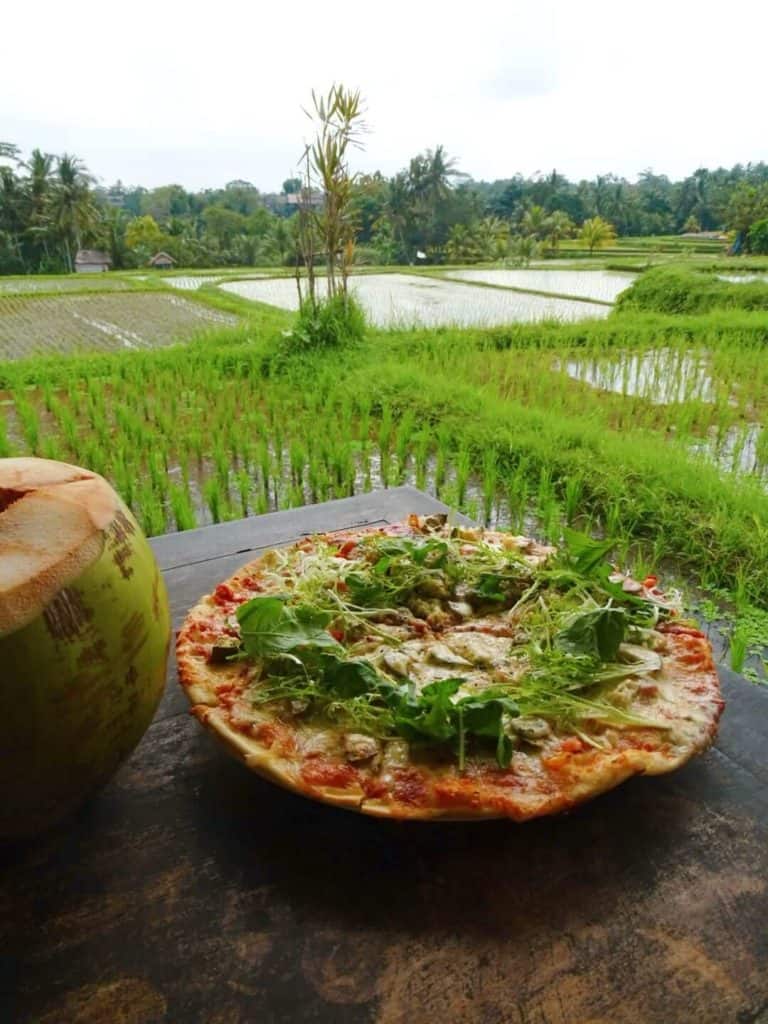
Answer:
[
  {"left": 2, "top": 491, "right": 767, "bottom": 1024},
  {"left": 149, "top": 485, "right": 464, "bottom": 571}
]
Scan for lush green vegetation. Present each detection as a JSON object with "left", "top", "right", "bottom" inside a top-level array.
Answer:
[
  {"left": 616, "top": 265, "right": 768, "bottom": 314},
  {"left": 0, "top": 266, "right": 766, "bottom": 601},
  {"left": 4, "top": 131, "right": 768, "bottom": 274}
]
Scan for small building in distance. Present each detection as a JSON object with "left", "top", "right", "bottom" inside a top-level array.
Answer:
[
  {"left": 149, "top": 252, "right": 176, "bottom": 270},
  {"left": 74, "top": 249, "right": 111, "bottom": 273}
]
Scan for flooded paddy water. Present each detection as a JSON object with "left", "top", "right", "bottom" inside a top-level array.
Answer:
[
  {"left": 220, "top": 273, "right": 611, "bottom": 326},
  {"left": 445, "top": 268, "right": 636, "bottom": 303}
]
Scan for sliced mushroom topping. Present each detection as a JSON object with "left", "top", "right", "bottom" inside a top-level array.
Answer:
[
  {"left": 618, "top": 643, "right": 663, "bottom": 673},
  {"left": 447, "top": 600, "right": 474, "bottom": 620},
  {"left": 344, "top": 733, "right": 381, "bottom": 762},
  {"left": 511, "top": 717, "right": 551, "bottom": 741},
  {"left": 445, "top": 632, "right": 507, "bottom": 667},
  {"left": 382, "top": 649, "right": 411, "bottom": 677},
  {"left": 428, "top": 643, "right": 473, "bottom": 668}
]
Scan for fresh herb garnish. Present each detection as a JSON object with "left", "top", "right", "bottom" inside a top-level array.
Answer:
[
  {"left": 237, "top": 596, "right": 341, "bottom": 660},
  {"left": 555, "top": 605, "right": 626, "bottom": 662}
]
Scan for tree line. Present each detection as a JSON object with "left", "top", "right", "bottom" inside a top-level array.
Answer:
[{"left": 2, "top": 138, "right": 768, "bottom": 274}]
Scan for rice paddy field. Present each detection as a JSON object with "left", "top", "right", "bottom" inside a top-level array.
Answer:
[
  {"left": 2, "top": 259, "right": 768, "bottom": 676},
  {"left": 0, "top": 292, "right": 238, "bottom": 358},
  {"left": 220, "top": 273, "right": 611, "bottom": 326}
]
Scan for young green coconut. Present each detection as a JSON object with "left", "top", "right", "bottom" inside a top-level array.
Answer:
[{"left": 0, "top": 458, "right": 171, "bottom": 838}]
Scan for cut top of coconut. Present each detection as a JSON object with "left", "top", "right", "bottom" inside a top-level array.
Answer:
[{"left": 0, "top": 458, "right": 118, "bottom": 638}]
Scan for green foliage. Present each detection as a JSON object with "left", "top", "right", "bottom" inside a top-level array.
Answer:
[
  {"left": 747, "top": 218, "right": 768, "bottom": 255},
  {"left": 579, "top": 216, "right": 617, "bottom": 254},
  {"left": 287, "top": 292, "right": 366, "bottom": 351},
  {"left": 616, "top": 266, "right": 768, "bottom": 314}
]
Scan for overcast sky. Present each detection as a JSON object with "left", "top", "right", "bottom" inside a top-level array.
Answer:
[{"left": 3, "top": 0, "right": 766, "bottom": 192}]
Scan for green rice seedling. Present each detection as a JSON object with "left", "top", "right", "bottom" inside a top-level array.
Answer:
[
  {"left": 380, "top": 447, "right": 391, "bottom": 488},
  {"left": 189, "top": 428, "right": 204, "bottom": 464},
  {"left": 0, "top": 412, "right": 11, "bottom": 458},
  {"left": 378, "top": 402, "right": 393, "bottom": 457},
  {"left": 729, "top": 625, "right": 748, "bottom": 674},
  {"left": 257, "top": 440, "right": 271, "bottom": 493},
  {"left": 755, "top": 428, "right": 768, "bottom": 472},
  {"left": 357, "top": 394, "right": 371, "bottom": 445},
  {"left": 605, "top": 498, "right": 624, "bottom": 539},
  {"left": 170, "top": 483, "right": 197, "bottom": 532},
  {"left": 542, "top": 499, "right": 562, "bottom": 543},
  {"left": 394, "top": 410, "right": 416, "bottom": 481},
  {"left": 235, "top": 469, "right": 251, "bottom": 517},
  {"left": 482, "top": 449, "right": 498, "bottom": 524},
  {"left": 414, "top": 432, "right": 430, "bottom": 491},
  {"left": 203, "top": 477, "right": 222, "bottom": 524},
  {"left": 563, "top": 474, "right": 584, "bottom": 524},
  {"left": 273, "top": 426, "right": 284, "bottom": 467},
  {"left": 147, "top": 449, "right": 164, "bottom": 494},
  {"left": 464, "top": 497, "right": 480, "bottom": 523},
  {"left": 138, "top": 483, "right": 166, "bottom": 538},
  {"left": 289, "top": 440, "right": 306, "bottom": 487},
  {"left": 14, "top": 395, "right": 40, "bottom": 452},
  {"left": 455, "top": 445, "right": 471, "bottom": 506},
  {"left": 434, "top": 445, "right": 445, "bottom": 494},
  {"left": 214, "top": 442, "right": 230, "bottom": 488},
  {"left": 39, "top": 436, "right": 62, "bottom": 462}
]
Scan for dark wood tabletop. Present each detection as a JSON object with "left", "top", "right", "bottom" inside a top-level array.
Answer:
[{"left": 2, "top": 486, "right": 767, "bottom": 1024}]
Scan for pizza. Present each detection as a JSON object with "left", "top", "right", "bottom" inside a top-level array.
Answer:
[{"left": 176, "top": 514, "right": 724, "bottom": 821}]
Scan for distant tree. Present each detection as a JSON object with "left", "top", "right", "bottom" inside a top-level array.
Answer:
[
  {"left": 22, "top": 149, "right": 55, "bottom": 268},
  {"left": 0, "top": 142, "right": 20, "bottom": 163},
  {"left": 726, "top": 182, "right": 768, "bottom": 239},
  {"left": 48, "top": 154, "right": 100, "bottom": 271},
  {"left": 509, "top": 234, "right": 540, "bottom": 267},
  {"left": 747, "top": 218, "right": 768, "bottom": 254},
  {"left": 202, "top": 206, "right": 246, "bottom": 249},
  {"left": 446, "top": 223, "right": 482, "bottom": 262},
  {"left": 579, "top": 216, "right": 617, "bottom": 254},
  {"left": 544, "top": 210, "right": 573, "bottom": 251},
  {"left": 125, "top": 214, "right": 165, "bottom": 261},
  {"left": 101, "top": 207, "right": 131, "bottom": 269},
  {"left": 477, "top": 216, "right": 509, "bottom": 260},
  {"left": 521, "top": 204, "right": 548, "bottom": 240},
  {"left": 282, "top": 177, "right": 302, "bottom": 195}
]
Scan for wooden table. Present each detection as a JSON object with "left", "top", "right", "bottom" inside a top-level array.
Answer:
[{"left": 2, "top": 487, "right": 767, "bottom": 1024}]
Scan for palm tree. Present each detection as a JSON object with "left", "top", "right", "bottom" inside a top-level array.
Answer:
[
  {"left": 544, "top": 210, "right": 573, "bottom": 252},
  {"left": 579, "top": 216, "right": 617, "bottom": 254},
  {"left": 49, "top": 154, "right": 100, "bottom": 272},
  {"left": 0, "top": 166, "right": 25, "bottom": 269},
  {"left": 23, "top": 149, "right": 55, "bottom": 267},
  {"left": 521, "top": 204, "right": 548, "bottom": 240},
  {"left": 0, "top": 142, "right": 20, "bottom": 163},
  {"left": 478, "top": 216, "right": 509, "bottom": 260}
]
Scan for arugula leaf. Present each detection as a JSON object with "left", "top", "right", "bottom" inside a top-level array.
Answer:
[
  {"left": 237, "top": 596, "right": 340, "bottom": 660},
  {"left": 554, "top": 606, "right": 626, "bottom": 662},
  {"left": 561, "top": 528, "right": 616, "bottom": 576},
  {"left": 390, "top": 678, "right": 462, "bottom": 742},
  {"left": 319, "top": 654, "right": 381, "bottom": 698}
]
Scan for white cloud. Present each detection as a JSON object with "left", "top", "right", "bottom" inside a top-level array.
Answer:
[{"left": 2, "top": 0, "right": 766, "bottom": 189}]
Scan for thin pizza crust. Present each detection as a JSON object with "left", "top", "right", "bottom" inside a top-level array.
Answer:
[{"left": 176, "top": 522, "right": 724, "bottom": 821}]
